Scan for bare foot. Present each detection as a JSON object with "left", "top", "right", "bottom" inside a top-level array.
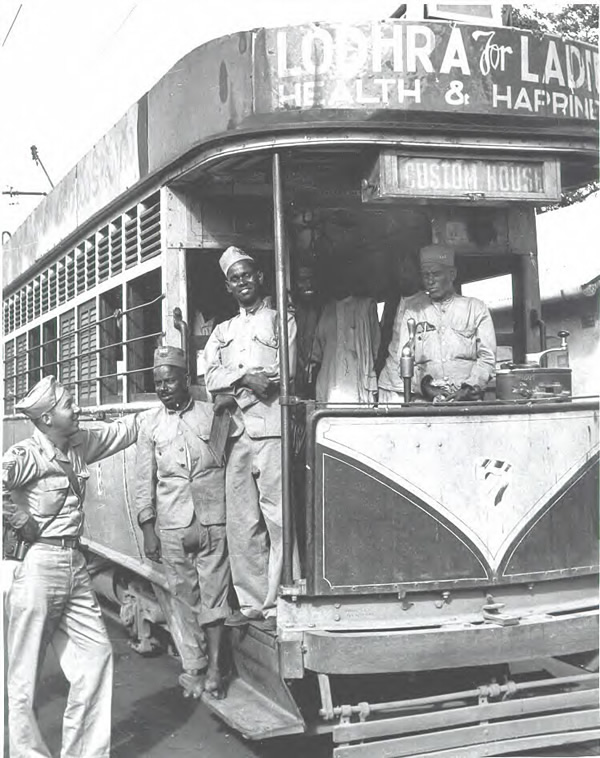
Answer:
[
  {"left": 178, "top": 671, "right": 205, "bottom": 699},
  {"left": 204, "top": 667, "right": 226, "bottom": 700}
]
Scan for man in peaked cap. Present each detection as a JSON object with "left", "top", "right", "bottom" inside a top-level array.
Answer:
[
  {"left": 135, "top": 345, "right": 241, "bottom": 699},
  {"left": 378, "top": 243, "right": 497, "bottom": 402},
  {"left": 3, "top": 375, "right": 140, "bottom": 758},
  {"left": 204, "top": 246, "right": 297, "bottom": 632}
]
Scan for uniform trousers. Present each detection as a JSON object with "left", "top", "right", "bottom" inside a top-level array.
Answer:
[
  {"left": 159, "top": 520, "right": 231, "bottom": 671},
  {"left": 7, "top": 544, "right": 113, "bottom": 758},
  {"left": 225, "top": 431, "right": 283, "bottom": 619}
]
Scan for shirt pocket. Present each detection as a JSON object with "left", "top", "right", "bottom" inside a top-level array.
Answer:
[
  {"left": 37, "top": 474, "right": 70, "bottom": 516},
  {"left": 448, "top": 327, "right": 477, "bottom": 360},
  {"left": 251, "top": 330, "right": 279, "bottom": 368},
  {"left": 414, "top": 329, "right": 436, "bottom": 366},
  {"left": 217, "top": 336, "right": 236, "bottom": 366}
]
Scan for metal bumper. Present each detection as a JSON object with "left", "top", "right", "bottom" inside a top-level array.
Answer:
[{"left": 304, "top": 609, "right": 599, "bottom": 675}]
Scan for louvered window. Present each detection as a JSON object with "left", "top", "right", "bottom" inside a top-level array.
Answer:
[
  {"left": 59, "top": 310, "right": 76, "bottom": 395},
  {"left": 126, "top": 268, "right": 163, "bottom": 401},
  {"left": 41, "top": 274, "right": 49, "bottom": 315},
  {"left": 58, "top": 258, "right": 68, "bottom": 305},
  {"left": 28, "top": 327, "right": 41, "bottom": 388},
  {"left": 3, "top": 300, "right": 10, "bottom": 335},
  {"left": 33, "top": 278, "right": 41, "bottom": 320},
  {"left": 4, "top": 339, "right": 15, "bottom": 413},
  {"left": 97, "top": 228, "right": 110, "bottom": 282},
  {"left": 42, "top": 318, "right": 58, "bottom": 377},
  {"left": 99, "top": 286, "right": 123, "bottom": 404},
  {"left": 15, "top": 334, "right": 28, "bottom": 402},
  {"left": 86, "top": 237, "right": 96, "bottom": 289},
  {"left": 48, "top": 265, "right": 57, "bottom": 310},
  {"left": 110, "top": 219, "right": 123, "bottom": 276},
  {"left": 139, "top": 192, "right": 161, "bottom": 261},
  {"left": 124, "top": 208, "right": 138, "bottom": 268},
  {"left": 66, "top": 253, "right": 76, "bottom": 300},
  {"left": 78, "top": 299, "right": 97, "bottom": 406},
  {"left": 26, "top": 284, "right": 34, "bottom": 322},
  {"left": 76, "top": 247, "right": 86, "bottom": 295}
]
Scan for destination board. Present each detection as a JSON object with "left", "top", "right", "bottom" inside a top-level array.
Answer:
[{"left": 363, "top": 153, "right": 561, "bottom": 203}]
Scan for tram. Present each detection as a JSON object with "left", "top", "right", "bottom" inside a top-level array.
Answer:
[{"left": 3, "top": 5, "right": 599, "bottom": 756}]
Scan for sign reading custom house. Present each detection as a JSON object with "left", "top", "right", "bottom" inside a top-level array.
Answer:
[
  {"left": 270, "top": 21, "right": 599, "bottom": 122},
  {"left": 363, "top": 153, "right": 561, "bottom": 202}
]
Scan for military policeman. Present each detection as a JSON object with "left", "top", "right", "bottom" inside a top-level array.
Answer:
[
  {"left": 3, "top": 375, "right": 139, "bottom": 758},
  {"left": 204, "top": 247, "right": 297, "bottom": 630},
  {"left": 135, "top": 346, "right": 239, "bottom": 699}
]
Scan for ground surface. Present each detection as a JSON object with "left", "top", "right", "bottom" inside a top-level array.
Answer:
[{"left": 3, "top": 613, "right": 598, "bottom": 757}]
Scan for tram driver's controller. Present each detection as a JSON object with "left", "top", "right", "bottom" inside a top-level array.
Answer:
[{"left": 400, "top": 318, "right": 417, "bottom": 403}]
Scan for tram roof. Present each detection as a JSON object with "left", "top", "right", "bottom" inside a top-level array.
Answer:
[{"left": 4, "top": 18, "right": 599, "bottom": 286}]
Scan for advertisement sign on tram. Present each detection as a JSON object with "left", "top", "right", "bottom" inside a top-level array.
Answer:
[{"left": 271, "top": 21, "right": 599, "bottom": 121}]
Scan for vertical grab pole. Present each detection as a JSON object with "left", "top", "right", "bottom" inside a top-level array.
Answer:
[{"left": 272, "top": 151, "right": 293, "bottom": 586}]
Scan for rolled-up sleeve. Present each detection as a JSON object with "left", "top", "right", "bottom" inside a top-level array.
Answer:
[
  {"left": 82, "top": 413, "right": 140, "bottom": 465},
  {"left": 134, "top": 419, "right": 157, "bottom": 525},
  {"left": 466, "top": 303, "right": 497, "bottom": 388}
]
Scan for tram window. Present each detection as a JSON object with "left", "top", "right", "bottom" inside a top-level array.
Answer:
[
  {"left": 4, "top": 339, "right": 15, "bottom": 414},
  {"left": 99, "top": 286, "right": 123, "bottom": 405},
  {"left": 28, "top": 327, "right": 41, "bottom": 388},
  {"left": 78, "top": 298, "right": 98, "bottom": 407},
  {"left": 462, "top": 273, "right": 514, "bottom": 365},
  {"left": 126, "top": 269, "right": 162, "bottom": 402},
  {"left": 59, "top": 310, "right": 76, "bottom": 396},
  {"left": 42, "top": 318, "right": 58, "bottom": 379},
  {"left": 15, "top": 334, "right": 27, "bottom": 402}
]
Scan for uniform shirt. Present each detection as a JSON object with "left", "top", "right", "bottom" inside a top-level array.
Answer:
[
  {"left": 2, "top": 416, "right": 139, "bottom": 538},
  {"left": 204, "top": 300, "right": 297, "bottom": 438},
  {"left": 378, "top": 291, "right": 497, "bottom": 395},
  {"left": 135, "top": 400, "right": 241, "bottom": 529}
]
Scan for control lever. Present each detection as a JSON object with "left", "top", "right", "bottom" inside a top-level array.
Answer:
[{"left": 400, "top": 318, "right": 416, "bottom": 403}]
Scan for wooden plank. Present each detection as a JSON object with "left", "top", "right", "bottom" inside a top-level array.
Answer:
[
  {"left": 304, "top": 611, "right": 598, "bottom": 674},
  {"left": 201, "top": 677, "right": 304, "bottom": 740},
  {"left": 333, "top": 688, "right": 599, "bottom": 743},
  {"left": 382, "top": 729, "right": 600, "bottom": 758},
  {"left": 333, "top": 709, "right": 600, "bottom": 758}
]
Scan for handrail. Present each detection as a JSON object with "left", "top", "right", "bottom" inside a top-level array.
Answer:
[{"left": 273, "top": 151, "right": 294, "bottom": 587}]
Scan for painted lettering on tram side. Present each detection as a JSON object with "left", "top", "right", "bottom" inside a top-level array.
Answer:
[{"left": 271, "top": 22, "right": 599, "bottom": 120}]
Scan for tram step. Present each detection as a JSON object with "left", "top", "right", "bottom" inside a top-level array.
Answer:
[{"left": 201, "top": 677, "right": 305, "bottom": 740}]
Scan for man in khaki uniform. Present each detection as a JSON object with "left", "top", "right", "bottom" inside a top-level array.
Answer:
[
  {"left": 3, "top": 376, "right": 139, "bottom": 758},
  {"left": 378, "top": 245, "right": 497, "bottom": 402},
  {"left": 135, "top": 346, "right": 239, "bottom": 698},
  {"left": 204, "top": 247, "right": 297, "bottom": 630}
]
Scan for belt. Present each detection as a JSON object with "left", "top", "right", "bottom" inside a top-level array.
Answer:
[{"left": 36, "top": 536, "right": 80, "bottom": 549}]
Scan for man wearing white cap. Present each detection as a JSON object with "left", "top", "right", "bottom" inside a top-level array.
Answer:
[
  {"left": 2, "top": 375, "right": 139, "bottom": 758},
  {"left": 135, "top": 345, "right": 241, "bottom": 699},
  {"left": 379, "top": 244, "right": 496, "bottom": 402},
  {"left": 204, "top": 246, "right": 297, "bottom": 630}
]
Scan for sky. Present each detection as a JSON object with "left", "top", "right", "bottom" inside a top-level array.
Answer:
[
  {"left": 0, "top": 0, "right": 402, "bottom": 237},
  {"left": 0, "top": 1, "right": 579, "bottom": 238}
]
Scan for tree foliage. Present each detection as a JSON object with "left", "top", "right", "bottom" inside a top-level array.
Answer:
[
  {"left": 511, "top": 3, "right": 598, "bottom": 44},
  {"left": 510, "top": 4, "right": 599, "bottom": 211}
]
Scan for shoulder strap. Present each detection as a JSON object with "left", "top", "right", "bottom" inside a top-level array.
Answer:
[{"left": 54, "top": 458, "right": 83, "bottom": 502}]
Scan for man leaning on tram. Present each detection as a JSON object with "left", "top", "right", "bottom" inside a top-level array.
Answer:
[
  {"left": 378, "top": 244, "right": 497, "bottom": 402},
  {"left": 2, "top": 375, "right": 140, "bottom": 758}
]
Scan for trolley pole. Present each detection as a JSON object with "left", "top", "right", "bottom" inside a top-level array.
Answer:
[{"left": 272, "top": 151, "right": 293, "bottom": 586}]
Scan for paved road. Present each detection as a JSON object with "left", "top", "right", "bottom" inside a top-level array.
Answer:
[
  {"left": 7, "top": 613, "right": 598, "bottom": 758},
  {"left": 26, "top": 616, "right": 331, "bottom": 758}
]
